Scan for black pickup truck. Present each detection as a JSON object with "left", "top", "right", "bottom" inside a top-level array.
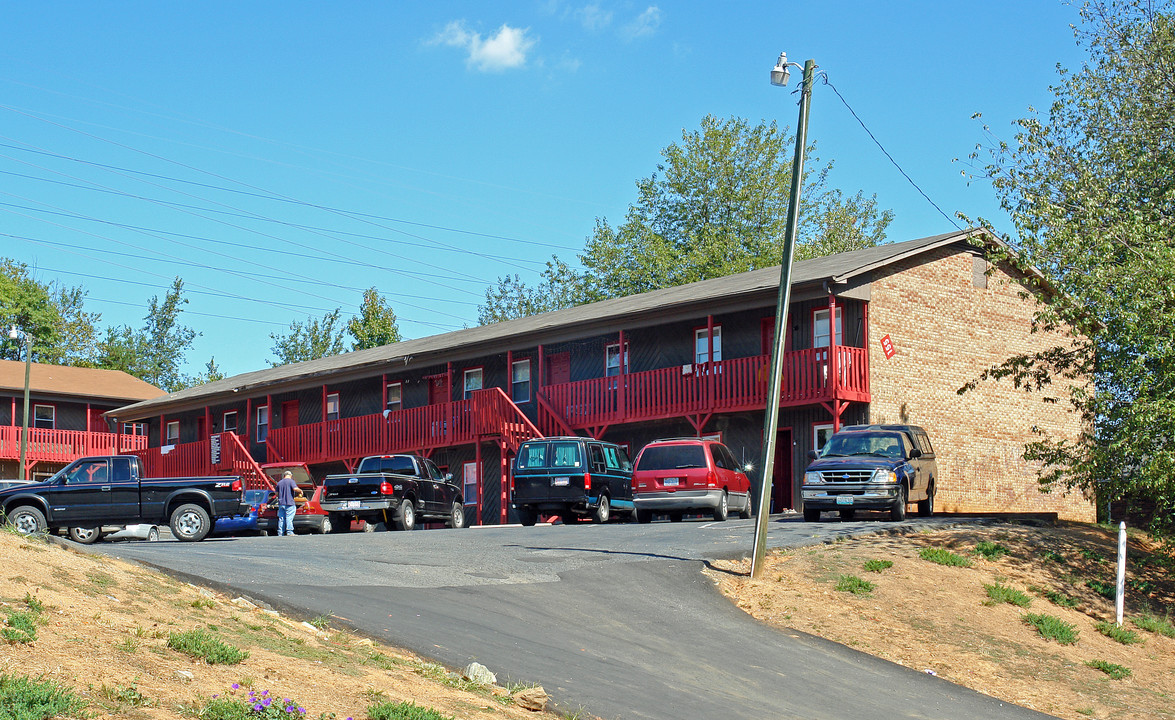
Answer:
[
  {"left": 0, "top": 455, "right": 247, "bottom": 542},
  {"left": 319, "top": 454, "right": 466, "bottom": 532}
]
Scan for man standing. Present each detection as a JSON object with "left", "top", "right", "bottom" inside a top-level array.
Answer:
[{"left": 276, "top": 470, "right": 298, "bottom": 537}]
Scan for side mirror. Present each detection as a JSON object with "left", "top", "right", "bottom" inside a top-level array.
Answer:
[
  {"left": 909, "top": 448, "right": 922, "bottom": 459},
  {"left": 444, "top": 472, "right": 454, "bottom": 482},
  {"left": 807, "top": 450, "right": 819, "bottom": 461}
]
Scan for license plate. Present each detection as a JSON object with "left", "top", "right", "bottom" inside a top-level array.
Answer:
[
  {"left": 552, "top": 477, "right": 569, "bottom": 487},
  {"left": 344, "top": 500, "right": 362, "bottom": 510},
  {"left": 836, "top": 495, "right": 854, "bottom": 506},
  {"left": 664, "top": 478, "right": 680, "bottom": 487}
]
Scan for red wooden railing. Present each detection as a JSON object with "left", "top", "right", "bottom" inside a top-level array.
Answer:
[
  {"left": 0, "top": 426, "right": 148, "bottom": 464},
  {"left": 135, "top": 432, "right": 272, "bottom": 491},
  {"left": 267, "top": 387, "right": 543, "bottom": 466}
]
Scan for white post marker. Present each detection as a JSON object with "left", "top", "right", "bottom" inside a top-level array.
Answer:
[{"left": 1116, "top": 521, "right": 1126, "bottom": 626}]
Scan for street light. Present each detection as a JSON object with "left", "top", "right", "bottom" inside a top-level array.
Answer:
[
  {"left": 751, "top": 52, "right": 817, "bottom": 578},
  {"left": 8, "top": 326, "right": 32, "bottom": 481}
]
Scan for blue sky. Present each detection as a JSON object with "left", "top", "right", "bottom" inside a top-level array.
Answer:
[{"left": 0, "top": 1, "right": 1085, "bottom": 378}]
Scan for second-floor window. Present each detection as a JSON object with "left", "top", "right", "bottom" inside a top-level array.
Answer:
[
  {"left": 464, "top": 368, "right": 483, "bottom": 400},
  {"left": 165, "top": 421, "right": 180, "bottom": 445},
  {"left": 605, "top": 343, "right": 629, "bottom": 377},
  {"left": 326, "top": 393, "right": 340, "bottom": 421},
  {"left": 511, "top": 360, "right": 531, "bottom": 403},
  {"left": 123, "top": 422, "right": 146, "bottom": 436},
  {"left": 814, "top": 307, "right": 843, "bottom": 348},
  {"left": 386, "top": 382, "right": 402, "bottom": 412},
  {"left": 695, "top": 326, "right": 722, "bottom": 364},
  {"left": 222, "top": 411, "right": 238, "bottom": 434},
  {"left": 33, "top": 404, "right": 55, "bottom": 429},
  {"left": 256, "top": 406, "right": 269, "bottom": 443}
]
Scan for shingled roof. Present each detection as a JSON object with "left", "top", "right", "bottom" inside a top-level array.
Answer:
[
  {"left": 0, "top": 360, "right": 164, "bottom": 403},
  {"left": 111, "top": 229, "right": 987, "bottom": 419}
]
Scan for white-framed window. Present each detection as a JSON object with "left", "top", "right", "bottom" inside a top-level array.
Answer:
[
  {"left": 256, "top": 406, "right": 269, "bottom": 443},
  {"left": 326, "top": 393, "right": 340, "bottom": 421},
  {"left": 165, "top": 421, "right": 180, "bottom": 445},
  {"left": 511, "top": 360, "right": 531, "bottom": 403},
  {"left": 605, "top": 342, "right": 629, "bottom": 377},
  {"left": 33, "top": 404, "right": 55, "bottom": 429},
  {"left": 463, "top": 461, "right": 478, "bottom": 508},
  {"left": 463, "top": 368, "right": 483, "bottom": 400},
  {"left": 814, "top": 308, "right": 843, "bottom": 348},
  {"left": 122, "top": 422, "right": 146, "bottom": 436},
  {"left": 813, "top": 423, "right": 834, "bottom": 454},
  {"left": 694, "top": 326, "right": 722, "bottom": 364},
  {"left": 386, "top": 382, "right": 402, "bottom": 412},
  {"left": 222, "top": 411, "right": 238, "bottom": 434}
]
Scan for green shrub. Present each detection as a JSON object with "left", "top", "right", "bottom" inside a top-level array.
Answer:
[
  {"left": 1, "top": 610, "right": 38, "bottom": 645},
  {"left": 1086, "top": 579, "right": 1116, "bottom": 599},
  {"left": 1023, "top": 613, "right": 1080, "bottom": 645},
  {"left": 983, "top": 582, "right": 1032, "bottom": 608},
  {"left": 368, "top": 700, "right": 454, "bottom": 720},
  {"left": 862, "top": 559, "right": 893, "bottom": 573},
  {"left": 167, "top": 629, "right": 249, "bottom": 665},
  {"left": 1041, "top": 549, "right": 1066, "bottom": 563},
  {"left": 973, "top": 541, "right": 1009, "bottom": 560},
  {"left": 919, "top": 547, "right": 972, "bottom": 567},
  {"left": 1094, "top": 621, "right": 1141, "bottom": 644},
  {"left": 0, "top": 673, "right": 87, "bottom": 719},
  {"left": 835, "top": 575, "right": 875, "bottom": 595},
  {"left": 201, "top": 686, "right": 309, "bottom": 719},
  {"left": 1085, "top": 659, "right": 1131, "bottom": 680},
  {"left": 1029, "top": 585, "right": 1079, "bottom": 609},
  {"left": 1132, "top": 611, "right": 1175, "bottom": 638}
]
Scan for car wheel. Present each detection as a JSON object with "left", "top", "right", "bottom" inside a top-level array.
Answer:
[
  {"left": 446, "top": 501, "right": 467, "bottom": 529},
  {"left": 169, "top": 503, "right": 212, "bottom": 542},
  {"left": 803, "top": 506, "right": 820, "bottom": 522},
  {"left": 592, "top": 496, "right": 611, "bottom": 524},
  {"left": 319, "top": 515, "right": 333, "bottom": 534},
  {"left": 636, "top": 509, "right": 653, "bottom": 524},
  {"left": 712, "top": 491, "right": 729, "bottom": 522},
  {"left": 68, "top": 527, "right": 103, "bottom": 544},
  {"left": 517, "top": 507, "right": 538, "bottom": 526},
  {"left": 395, "top": 500, "right": 416, "bottom": 531},
  {"left": 669, "top": 512, "right": 684, "bottom": 523},
  {"left": 739, "top": 495, "right": 753, "bottom": 519},
  {"left": 838, "top": 509, "right": 856, "bottom": 521},
  {"left": 6, "top": 506, "right": 47, "bottom": 536},
  {"left": 890, "top": 484, "right": 908, "bottom": 522},
  {"left": 146, "top": 526, "right": 160, "bottom": 542},
  {"left": 917, "top": 483, "right": 935, "bottom": 517}
]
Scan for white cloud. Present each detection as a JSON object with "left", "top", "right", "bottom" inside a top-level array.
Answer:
[
  {"left": 621, "top": 6, "right": 662, "bottom": 39},
  {"left": 431, "top": 21, "right": 536, "bottom": 72},
  {"left": 575, "top": 4, "right": 613, "bottom": 31}
]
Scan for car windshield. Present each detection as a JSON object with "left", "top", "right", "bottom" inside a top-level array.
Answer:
[
  {"left": 820, "top": 432, "right": 905, "bottom": 459},
  {"left": 636, "top": 444, "right": 706, "bottom": 471}
]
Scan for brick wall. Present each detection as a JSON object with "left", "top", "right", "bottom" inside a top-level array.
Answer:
[{"left": 867, "top": 247, "right": 1094, "bottom": 521}]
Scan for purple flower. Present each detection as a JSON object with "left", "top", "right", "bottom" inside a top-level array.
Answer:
[
  {"left": 263, "top": 697, "right": 272, "bottom": 707},
  {"left": 232, "top": 683, "right": 240, "bottom": 689},
  {"left": 253, "top": 703, "right": 264, "bottom": 711}
]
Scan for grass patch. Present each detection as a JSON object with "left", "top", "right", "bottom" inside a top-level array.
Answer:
[
  {"left": 1085, "top": 579, "right": 1116, "bottom": 599},
  {"left": 1093, "top": 621, "right": 1141, "bottom": 645},
  {"left": 983, "top": 582, "right": 1032, "bottom": 608},
  {"left": 1085, "top": 659, "right": 1131, "bottom": 680},
  {"left": 919, "top": 547, "right": 972, "bottom": 567},
  {"left": 973, "top": 541, "right": 1010, "bottom": 560},
  {"left": 1132, "top": 610, "right": 1175, "bottom": 638},
  {"left": 1023, "top": 613, "right": 1079, "bottom": 645},
  {"left": 368, "top": 700, "right": 454, "bottom": 720},
  {"left": 191, "top": 598, "right": 215, "bottom": 609},
  {"left": 0, "top": 673, "right": 88, "bottom": 718},
  {"left": 167, "top": 629, "right": 249, "bottom": 665},
  {"left": 2, "top": 610, "right": 38, "bottom": 644},
  {"left": 309, "top": 613, "right": 332, "bottom": 630},
  {"left": 862, "top": 559, "right": 893, "bottom": 573},
  {"left": 114, "top": 637, "right": 140, "bottom": 653},
  {"left": 22, "top": 593, "right": 45, "bottom": 615},
  {"left": 1029, "top": 585, "right": 1079, "bottom": 609},
  {"left": 1041, "top": 549, "right": 1066, "bottom": 563},
  {"left": 97, "top": 681, "right": 155, "bottom": 708},
  {"left": 835, "top": 574, "right": 875, "bottom": 595}
]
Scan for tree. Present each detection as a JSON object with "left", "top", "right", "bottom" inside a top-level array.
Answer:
[
  {"left": 478, "top": 115, "right": 893, "bottom": 321},
  {"left": 268, "top": 309, "right": 345, "bottom": 366},
  {"left": 348, "top": 288, "right": 402, "bottom": 351},
  {"left": 0, "top": 259, "right": 100, "bottom": 365},
  {"left": 97, "top": 278, "right": 199, "bottom": 392},
  {"left": 965, "top": 1, "right": 1175, "bottom": 535},
  {"left": 191, "top": 357, "right": 226, "bottom": 385}
]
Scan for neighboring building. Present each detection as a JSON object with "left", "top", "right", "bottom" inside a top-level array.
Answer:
[
  {"left": 0, "top": 360, "right": 163, "bottom": 480},
  {"left": 108, "top": 230, "right": 1094, "bottom": 523}
]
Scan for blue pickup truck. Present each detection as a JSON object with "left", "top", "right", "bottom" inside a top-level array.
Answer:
[
  {"left": 800, "top": 424, "right": 938, "bottom": 522},
  {"left": 0, "top": 455, "right": 247, "bottom": 542}
]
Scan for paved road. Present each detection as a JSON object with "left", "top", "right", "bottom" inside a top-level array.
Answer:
[{"left": 93, "top": 514, "right": 1054, "bottom": 720}]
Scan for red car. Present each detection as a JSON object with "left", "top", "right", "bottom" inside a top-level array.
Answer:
[
  {"left": 631, "top": 438, "right": 753, "bottom": 523},
  {"left": 257, "top": 462, "right": 368, "bottom": 535}
]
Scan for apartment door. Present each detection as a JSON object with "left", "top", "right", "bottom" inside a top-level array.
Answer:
[
  {"left": 546, "top": 352, "right": 570, "bottom": 385},
  {"left": 281, "top": 401, "right": 299, "bottom": 428},
  {"left": 428, "top": 376, "right": 447, "bottom": 405}
]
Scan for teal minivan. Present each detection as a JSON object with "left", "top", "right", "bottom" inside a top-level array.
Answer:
[{"left": 512, "top": 437, "right": 635, "bottom": 525}]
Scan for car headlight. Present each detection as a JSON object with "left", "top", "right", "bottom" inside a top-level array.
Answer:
[
  {"left": 871, "top": 468, "right": 898, "bottom": 483},
  {"left": 804, "top": 471, "right": 823, "bottom": 485}
]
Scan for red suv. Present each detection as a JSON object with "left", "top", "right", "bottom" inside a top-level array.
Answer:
[{"left": 631, "top": 439, "right": 753, "bottom": 523}]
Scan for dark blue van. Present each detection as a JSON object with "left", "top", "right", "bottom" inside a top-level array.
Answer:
[{"left": 512, "top": 437, "right": 634, "bottom": 525}]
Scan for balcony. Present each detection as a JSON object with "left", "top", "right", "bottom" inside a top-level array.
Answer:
[{"left": 0, "top": 426, "right": 148, "bottom": 470}]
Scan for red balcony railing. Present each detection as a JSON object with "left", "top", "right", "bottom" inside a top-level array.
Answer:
[
  {"left": 134, "top": 432, "right": 272, "bottom": 491},
  {"left": 267, "top": 387, "right": 542, "bottom": 466},
  {"left": 0, "top": 426, "right": 148, "bottom": 466}
]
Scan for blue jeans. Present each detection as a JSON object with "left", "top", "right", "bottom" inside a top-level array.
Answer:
[{"left": 277, "top": 504, "right": 296, "bottom": 536}]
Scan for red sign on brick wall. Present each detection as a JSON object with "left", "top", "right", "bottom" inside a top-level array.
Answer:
[{"left": 880, "top": 334, "right": 896, "bottom": 359}]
